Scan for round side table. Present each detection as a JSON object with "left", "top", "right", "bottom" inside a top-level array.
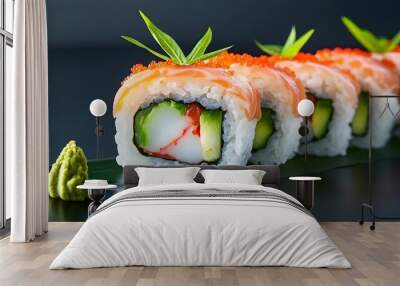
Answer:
[
  {"left": 289, "top": 177, "right": 321, "bottom": 210},
  {"left": 77, "top": 184, "right": 117, "bottom": 216}
]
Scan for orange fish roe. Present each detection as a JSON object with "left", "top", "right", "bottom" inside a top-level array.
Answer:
[
  {"left": 268, "top": 53, "right": 322, "bottom": 65},
  {"left": 130, "top": 60, "right": 176, "bottom": 74},
  {"left": 207, "top": 52, "right": 311, "bottom": 91},
  {"left": 127, "top": 48, "right": 399, "bottom": 78},
  {"left": 200, "top": 52, "right": 273, "bottom": 69},
  {"left": 318, "top": 47, "right": 372, "bottom": 58},
  {"left": 129, "top": 52, "right": 277, "bottom": 75},
  {"left": 268, "top": 52, "right": 340, "bottom": 73},
  {"left": 267, "top": 53, "right": 341, "bottom": 70},
  {"left": 202, "top": 52, "right": 301, "bottom": 80},
  {"left": 126, "top": 52, "right": 301, "bottom": 87},
  {"left": 317, "top": 47, "right": 397, "bottom": 71}
]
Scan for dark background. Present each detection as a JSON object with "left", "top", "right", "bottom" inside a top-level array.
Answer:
[{"left": 46, "top": 0, "right": 400, "bottom": 162}]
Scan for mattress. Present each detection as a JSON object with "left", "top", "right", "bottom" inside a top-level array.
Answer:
[{"left": 50, "top": 183, "right": 350, "bottom": 269}]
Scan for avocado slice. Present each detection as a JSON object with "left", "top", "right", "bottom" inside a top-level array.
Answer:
[
  {"left": 351, "top": 92, "right": 369, "bottom": 137},
  {"left": 200, "top": 110, "right": 223, "bottom": 162},
  {"left": 134, "top": 107, "right": 152, "bottom": 148},
  {"left": 133, "top": 100, "right": 187, "bottom": 149},
  {"left": 311, "top": 99, "right": 333, "bottom": 140},
  {"left": 252, "top": 108, "right": 275, "bottom": 151}
]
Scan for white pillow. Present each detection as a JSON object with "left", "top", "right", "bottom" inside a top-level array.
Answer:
[
  {"left": 135, "top": 167, "right": 200, "bottom": 186},
  {"left": 200, "top": 169, "right": 266, "bottom": 185}
]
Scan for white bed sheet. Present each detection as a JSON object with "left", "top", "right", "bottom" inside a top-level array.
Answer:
[{"left": 50, "top": 183, "right": 350, "bottom": 269}]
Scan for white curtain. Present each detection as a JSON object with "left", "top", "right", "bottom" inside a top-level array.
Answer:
[{"left": 9, "top": 0, "right": 49, "bottom": 242}]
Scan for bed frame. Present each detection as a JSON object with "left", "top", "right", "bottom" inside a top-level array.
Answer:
[{"left": 123, "top": 165, "right": 280, "bottom": 189}]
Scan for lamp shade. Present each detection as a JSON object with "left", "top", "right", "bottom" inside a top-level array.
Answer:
[
  {"left": 90, "top": 99, "right": 107, "bottom": 117},
  {"left": 297, "top": 99, "right": 315, "bottom": 117}
]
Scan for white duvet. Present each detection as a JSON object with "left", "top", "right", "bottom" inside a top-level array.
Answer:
[{"left": 50, "top": 183, "right": 350, "bottom": 269}]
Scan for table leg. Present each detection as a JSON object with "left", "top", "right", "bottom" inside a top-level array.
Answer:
[{"left": 296, "top": 181, "right": 314, "bottom": 210}]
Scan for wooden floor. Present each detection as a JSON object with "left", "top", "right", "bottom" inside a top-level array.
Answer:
[{"left": 0, "top": 222, "right": 399, "bottom": 286}]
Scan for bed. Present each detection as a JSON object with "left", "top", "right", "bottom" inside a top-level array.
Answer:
[{"left": 50, "top": 165, "right": 350, "bottom": 269}]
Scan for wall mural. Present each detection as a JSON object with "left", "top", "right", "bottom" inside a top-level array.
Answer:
[{"left": 48, "top": 10, "right": 400, "bottom": 221}]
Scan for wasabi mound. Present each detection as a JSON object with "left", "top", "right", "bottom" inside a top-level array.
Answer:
[{"left": 49, "top": 140, "right": 88, "bottom": 201}]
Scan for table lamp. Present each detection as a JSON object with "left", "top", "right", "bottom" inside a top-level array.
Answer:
[{"left": 89, "top": 99, "right": 107, "bottom": 160}]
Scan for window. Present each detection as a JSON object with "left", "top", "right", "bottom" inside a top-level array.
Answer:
[{"left": 1, "top": 0, "right": 14, "bottom": 229}]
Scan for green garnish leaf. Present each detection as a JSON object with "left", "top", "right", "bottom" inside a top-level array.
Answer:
[
  {"left": 342, "top": 16, "right": 381, "bottom": 52},
  {"left": 121, "top": 36, "right": 170, "bottom": 61},
  {"left": 388, "top": 31, "right": 400, "bottom": 51},
  {"left": 139, "top": 11, "right": 187, "bottom": 64},
  {"left": 187, "top": 28, "right": 213, "bottom": 64},
  {"left": 122, "top": 11, "right": 233, "bottom": 65},
  {"left": 282, "top": 26, "right": 296, "bottom": 52},
  {"left": 281, "top": 29, "right": 315, "bottom": 58},
  {"left": 255, "top": 26, "right": 314, "bottom": 58},
  {"left": 255, "top": 41, "right": 282, "bottom": 55},
  {"left": 342, "top": 16, "right": 400, "bottom": 53},
  {"left": 195, "top": 46, "right": 234, "bottom": 61}
]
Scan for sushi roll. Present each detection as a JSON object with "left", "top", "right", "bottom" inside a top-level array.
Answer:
[
  {"left": 113, "top": 63, "right": 261, "bottom": 166},
  {"left": 113, "top": 11, "right": 262, "bottom": 166},
  {"left": 255, "top": 26, "right": 359, "bottom": 156},
  {"left": 205, "top": 52, "right": 306, "bottom": 164},
  {"left": 316, "top": 48, "right": 400, "bottom": 148},
  {"left": 269, "top": 54, "right": 360, "bottom": 156}
]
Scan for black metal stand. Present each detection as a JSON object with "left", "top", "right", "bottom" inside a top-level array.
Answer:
[
  {"left": 295, "top": 180, "right": 315, "bottom": 210},
  {"left": 359, "top": 203, "right": 375, "bottom": 230},
  {"left": 290, "top": 177, "right": 321, "bottom": 210},
  {"left": 359, "top": 95, "right": 400, "bottom": 231},
  {"left": 87, "top": 189, "right": 106, "bottom": 216}
]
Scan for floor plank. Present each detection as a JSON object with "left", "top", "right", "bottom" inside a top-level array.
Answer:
[{"left": 0, "top": 222, "right": 399, "bottom": 286}]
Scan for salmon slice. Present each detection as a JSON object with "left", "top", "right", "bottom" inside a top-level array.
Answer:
[
  {"left": 268, "top": 53, "right": 360, "bottom": 108},
  {"left": 113, "top": 65, "right": 261, "bottom": 120}
]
